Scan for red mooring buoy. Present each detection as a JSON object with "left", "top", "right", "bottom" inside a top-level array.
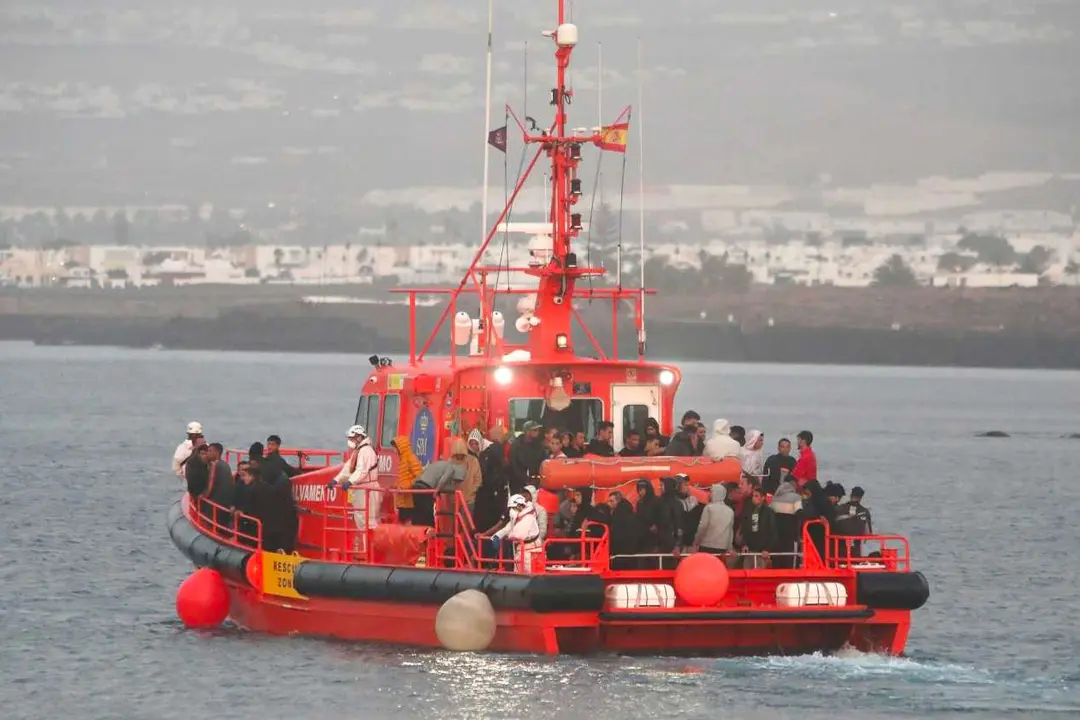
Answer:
[
  {"left": 673, "top": 552, "right": 730, "bottom": 607},
  {"left": 176, "top": 568, "right": 230, "bottom": 628}
]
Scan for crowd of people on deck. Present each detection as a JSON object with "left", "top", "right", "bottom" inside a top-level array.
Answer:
[
  {"left": 173, "top": 411, "right": 875, "bottom": 571},
  {"left": 173, "top": 422, "right": 300, "bottom": 553}
]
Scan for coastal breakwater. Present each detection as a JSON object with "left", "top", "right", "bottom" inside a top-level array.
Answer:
[{"left": 2, "top": 286, "right": 1079, "bottom": 369}]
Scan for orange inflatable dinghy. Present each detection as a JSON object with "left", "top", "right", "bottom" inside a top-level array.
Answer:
[{"left": 539, "top": 455, "right": 741, "bottom": 490}]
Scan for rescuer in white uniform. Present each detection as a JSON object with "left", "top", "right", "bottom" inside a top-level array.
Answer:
[
  {"left": 492, "top": 494, "right": 542, "bottom": 574},
  {"left": 329, "top": 425, "right": 382, "bottom": 555},
  {"left": 523, "top": 485, "right": 548, "bottom": 541},
  {"left": 172, "top": 421, "right": 205, "bottom": 481}
]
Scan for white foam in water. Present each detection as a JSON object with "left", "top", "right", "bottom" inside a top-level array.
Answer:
[{"left": 715, "top": 648, "right": 996, "bottom": 686}]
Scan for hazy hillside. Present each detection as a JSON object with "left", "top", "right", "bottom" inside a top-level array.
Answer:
[{"left": 1, "top": 0, "right": 1078, "bottom": 207}]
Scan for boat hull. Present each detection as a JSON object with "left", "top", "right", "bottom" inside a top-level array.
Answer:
[{"left": 222, "top": 580, "right": 911, "bottom": 656}]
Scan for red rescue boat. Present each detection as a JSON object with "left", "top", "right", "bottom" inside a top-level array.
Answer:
[{"left": 168, "top": 0, "right": 928, "bottom": 656}]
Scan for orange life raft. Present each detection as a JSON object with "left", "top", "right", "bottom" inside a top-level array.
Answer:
[{"left": 539, "top": 455, "right": 742, "bottom": 490}]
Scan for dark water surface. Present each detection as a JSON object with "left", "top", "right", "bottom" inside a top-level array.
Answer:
[{"left": 2, "top": 343, "right": 1078, "bottom": 719}]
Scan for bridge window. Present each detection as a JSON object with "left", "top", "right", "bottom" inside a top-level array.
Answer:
[
  {"left": 622, "top": 404, "right": 650, "bottom": 437},
  {"left": 381, "top": 394, "right": 400, "bottom": 448},
  {"left": 354, "top": 394, "right": 381, "bottom": 445},
  {"left": 509, "top": 397, "right": 604, "bottom": 439}
]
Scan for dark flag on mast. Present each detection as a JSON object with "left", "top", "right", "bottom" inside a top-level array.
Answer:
[{"left": 487, "top": 125, "right": 507, "bottom": 153}]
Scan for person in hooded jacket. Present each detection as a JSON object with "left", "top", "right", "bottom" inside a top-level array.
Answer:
[
  {"left": 604, "top": 490, "right": 638, "bottom": 556},
  {"left": 234, "top": 464, "right": 298, "bottom": 553},
  {"left": 739, "top": 430, "right": 766, "bottom": 481},
  {"left": 474, "top": 426, "right": 510, "bottom": 532},
  {"left": 408, "top": 452, "right": 464, "bottom": 526},
  {"left": 632, "top": 478, "right": 661, "bottom": 555},
  {"left": 455, "top": 437, "right": 483, "bottom": 513},
  {"left": 796, "top": 477, "right": 835, "bottom": 562},
  {"left": 391, "top": 436, "right": 423, "bottom": 523},
  {"left": 644, "top": 417, "right": 669, "bottom": 448},
  {"left": 693, "top": 484, "right": 735, "bottom": 555},
  {"left": 704, "top": 419, "right": 741, "bottom": 460},
  {"left": 656, "top": 476, "right": 686, "bottom": 559}
]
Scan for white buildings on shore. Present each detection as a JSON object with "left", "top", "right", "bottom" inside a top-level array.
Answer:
[{"left": 1, "top": 217, "right": 1078, "bottom": 290}]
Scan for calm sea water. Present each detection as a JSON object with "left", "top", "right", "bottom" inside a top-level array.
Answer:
[{"left": 1, "top": 342, "right": 1078, "bottom": 719}]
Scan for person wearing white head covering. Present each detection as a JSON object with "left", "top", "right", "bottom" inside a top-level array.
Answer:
[
  {"left": 522, "top": 484, "right": 548, "bottom": 541},
  {"left": 739, "top": 430, "right": 766, "bottom": 480},
  {"left": 493, "top": 494, "right": 542, "bottom": 573},
  {"left": 173, "top": 421, "right": 205, "bottom": 481},
  {"left": 467, "top": 428, "right": 493, "bottom": 456},
  {"left": 704, "top": 419, "right": 740, "bottom": 460}
]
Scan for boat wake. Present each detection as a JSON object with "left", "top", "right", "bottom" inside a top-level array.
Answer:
[{"left": 712, "top": 647, "right": 994, "bottom": 684}]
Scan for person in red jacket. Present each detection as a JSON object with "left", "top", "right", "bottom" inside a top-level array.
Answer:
[{"left": 791, "top": 430, "right": 817, "bottom": 488}]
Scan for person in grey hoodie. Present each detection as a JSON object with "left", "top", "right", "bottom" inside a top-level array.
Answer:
[{"left": 693, "top": 483, "right": 735, "bottom": 555}]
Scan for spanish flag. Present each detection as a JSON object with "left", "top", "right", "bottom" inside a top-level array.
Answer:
[{"left": 598, "top": 122, "right": 629, "bottom": 153}]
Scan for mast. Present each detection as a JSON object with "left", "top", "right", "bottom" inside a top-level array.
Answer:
[
  {"left": 480, "top": 0, "right": 494, "bottom": 272},
  {"left": 517, "top": 0, "right": 582, "bottom": 357},
  {"left": 404, "top": 0, "right": 645, "bottom": 365},
  {"left": 637, "top": 38, "right": 646, "bottom": 358}
]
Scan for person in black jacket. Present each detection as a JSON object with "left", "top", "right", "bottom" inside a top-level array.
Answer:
[
  {"left": 618, "top": 430, "right": 645, "bottom": 457},
  {"left": 263, "top": 434, "right": 302, "bottom": 481},
  {"left": 603, "top": 491, "right": 638, "bottom": 556},
  {"left": 644, "top": 417, "right": 669, "bottom": 449},
  {"left": 473, "top": 427, "right": 510, "bottom": 532},
  {"left": 185, "top": 443, "right": 212, "bottom": 499},
  {"left": 739, "top": 486, "right": 778, "bottom": 568},
  {"left": 655, "top": 476, "right": 686, "bottom": 557},
  {"left": 586, "top": 421, "right": 616, "bottom": 457},
  {"left": 509, "top": 421, "right": 545, "bottom": 491},
  {"left": 796, "top": 478, "right": 836, "bottom": 562},
  {"left": 234, "top": 465, "right": 298, "bottom": 552},
  {"left": 676, "top": 474, "right": 704, "bottom": 545},
  {"left": 762, "top": 438, "right": 797, "bottom": 495},
  {"left": 665, "top": 427, "right": 696, "bottom": 456},
  {"left": 834, "top": 486, "right": 872, "bottom": 557},
  {"left": 632, "top": 479, "right": 660, "bottom": 554}
]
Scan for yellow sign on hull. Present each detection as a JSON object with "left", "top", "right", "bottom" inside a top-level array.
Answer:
[{"left": 261, "top": 550, "right": 307, "bottom": 599}]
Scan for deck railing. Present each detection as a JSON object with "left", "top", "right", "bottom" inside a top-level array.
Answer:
[
  {"left": 187, "top": 494, "right": 263, "bottom": 550},
  {"left": 827, "top": 534, "right": 910, "bottom": 572},
  {"left": 311, "top": 486, "right": 610, "bottom": 574},
  {"left": 224, "top": 447, "right": 343, "bottom": 471},
  {"left": 185, "top": 456, "right": 908, "bottom": 577}
]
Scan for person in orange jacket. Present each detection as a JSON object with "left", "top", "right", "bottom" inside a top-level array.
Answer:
[{"left": 391, "top": 436, "right": 423, "bottom": 523}]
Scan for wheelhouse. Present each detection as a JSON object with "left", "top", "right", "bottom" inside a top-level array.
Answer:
[{"left": 353, "top": 357, "right": 681, "bottom": 482}]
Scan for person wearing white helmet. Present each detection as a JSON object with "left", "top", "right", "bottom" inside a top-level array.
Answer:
[
  {"left": 492, "top": 493, "right": 542, "bottom": 573},
  {"left": 172, "top": 421, "right": 206, "bottom": 481},
  {"left": 522, "top": 485, "right": 548, "bottom": 542},
  {"left": 330, "top": 424, "right": 382, "bottom": 555}
]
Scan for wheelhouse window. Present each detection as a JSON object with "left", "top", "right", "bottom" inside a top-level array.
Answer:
[
  {"left": 509, "top": 398, "right": 604, "bottom": 439},
  {"left": 354, "top": 394, "right": 381, "bottom": 445},
  {"left": 380, "top": 394, "right": 400, "bottom": 449}
]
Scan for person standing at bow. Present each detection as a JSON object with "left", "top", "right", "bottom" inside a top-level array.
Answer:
[
  {"left": 173, "top": 421, "right": 205, "bottom": 481},
  {"left": 328, "top": 425, "right": 381, "bottom": 556}
]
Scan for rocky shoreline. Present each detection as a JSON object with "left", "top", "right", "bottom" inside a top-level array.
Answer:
[{"left": 2, "top": 286, "right": 1079, "bottom": 369}]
